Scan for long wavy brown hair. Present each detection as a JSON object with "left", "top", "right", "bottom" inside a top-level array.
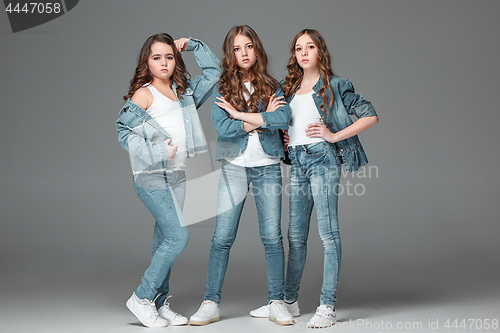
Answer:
[
  {"left": 218, "top": 25, "right": 278, "bottom": 113},
  {"left": 283, "top": 29, "right": 335, "bottom": 117},
  {"left": 124, "top": 33, "right": 189, "bottom": 100}
]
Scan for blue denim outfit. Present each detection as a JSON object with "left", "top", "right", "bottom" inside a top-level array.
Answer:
[
  {"left": 284, "top": 76, "right": 377, "bottom": 306},
  {"left": 283, "top": 76, "right": 378, "bottom": 173},
  {"left": 115, "top": 38, "right": 221, "bottom": 306},
  {"left": 204, "top": 162, "right": 285, "bottom": 303},
  {"left": 133, "top": 170, "right": 188, "bottom": 306},
  {"left": 116, "top": 37, "right": 221, "bottom": 176},
  {"left": 204, "top": 84, "right": 291, "bottom": 304},
  {"left": 211, "top": 84, "right": 291, "bottom": 161}
]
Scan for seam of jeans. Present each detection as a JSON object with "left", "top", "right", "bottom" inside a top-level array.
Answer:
[
  {"left": 291, "top": 177, "right": 311, "bottom": 298},
  {"left": 320, "top": 160, "right": 341, "bottom": 306},
  {"left": 254, "top": 166, "right": 284, "bottom": 300},
  {"left": 136, "top": 185, "right": 185, "bottom": 299}
]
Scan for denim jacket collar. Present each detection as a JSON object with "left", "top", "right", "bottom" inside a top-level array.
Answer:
[
  {"left": 286, "top": 75, "right": 328, "bottom": 102},
  {"left": 166, "top": 82, "right": 195, "bottom": 110},
  {"left": 287, "top": 76, "right": 330, "bottom": 119},
  {"left": 312, "top": 75, "right": 323, "bottom": 93}
]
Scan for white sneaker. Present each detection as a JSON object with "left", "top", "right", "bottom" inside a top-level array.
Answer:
[
  {"left": 268, "top": 300, "right": 295, "bottom": 325},
  {"left": 189, "top": 300, "right": 220, "bottom": 326},
  {"left": 158, "top": 295, "right": 188, "bottom": 326},
  {"left": 250, "top": 304, "right": 270, "bottom": 318},
  {"left": 250, "top": 300, "right": 301, "bottom": 317},
  {"left": 126, "top": 293, "right": 168, "bottom": 328},
  {"left": 307, "top": 305, "right": 337, "bottom": 328}
]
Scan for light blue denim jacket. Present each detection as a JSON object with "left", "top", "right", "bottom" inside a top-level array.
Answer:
[
  {"left": 284, "top": 76, "right": 377, "bottom": 173},
  {"left": 116, "top": 37, "right": 221, "bottom": 177},
  {"left": 211, "top": 83, "right": 291, "bottom": 161}
]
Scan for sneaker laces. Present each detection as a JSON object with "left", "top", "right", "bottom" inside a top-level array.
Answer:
[
  {"left": 199, "top": 300, "right": 215, "bottom": 312},
  {"left": 139, "top": 294, "right": 160, "bottom": 316},
  {"left": 161, "top": 295, "right": 181, "bottom": 316},
  {"left": 315, "top": 305, "right": 335, "bottom": 319},
  {"left": 270, "top": 300, "right": 287, "bottom": 311}
]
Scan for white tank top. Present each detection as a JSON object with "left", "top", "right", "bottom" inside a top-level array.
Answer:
[
  {"left": 228, "top": 82, "right": 280, "bottom": 167},
  {"left": 288, "top": 90, "right": 325, "bottom": 147},
  {"left": 145, "top": 84, "right": 187, "bottom": 170}
]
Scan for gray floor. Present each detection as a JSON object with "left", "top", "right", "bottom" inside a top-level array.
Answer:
[
  {"left": 3, "top": 291, "right": 499, "bottom": 333},
  {"left": 3, "top": 218, "right": 499, "bottom": 333},
  {"left": 3, "top": 273, "right": 499, "bottom": 333}
]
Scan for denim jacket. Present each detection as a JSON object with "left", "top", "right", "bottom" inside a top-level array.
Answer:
[
  {"left": 283, "top": 76, "right": 377, "bottom": 173},
  {"left": 211, "top": 83, "right": 291, "bottom": 161},
  {"left": 116, "top": 38, "right": 221, "bottom": 177}
]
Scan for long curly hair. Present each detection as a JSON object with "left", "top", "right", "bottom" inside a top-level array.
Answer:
[
  {"left": 218, "top": 25, "right": 278, "bottom": 113},
  {"left": 124, "top": 33, "right": 189, "bottom": 100},
  {"left": 283, "top": 29, "right": 334, "bottom": 117}
]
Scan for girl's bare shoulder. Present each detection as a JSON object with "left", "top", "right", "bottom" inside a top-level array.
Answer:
[{"left": 131, "top": 86, "right": 153, "bottom": 110}]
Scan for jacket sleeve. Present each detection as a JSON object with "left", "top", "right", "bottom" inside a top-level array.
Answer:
[
  {"left": 186, "top": 37, "right": 222, "bottom": 108},
  {"left": 210, "top": 86, "right": 247, "bottom": 138},
  {"left": 260, "top": 84, "right": 291, "bottom": 130},
  {"left": 116, "top": 118, "right": 169, "bottom": 166},
  {"left": 339, "top": 78, "right": 377, "bottom": 119}
]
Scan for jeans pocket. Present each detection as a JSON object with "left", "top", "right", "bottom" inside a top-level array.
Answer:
[{"left": 305, "top": 142, "right": 326, "bottom": 157}]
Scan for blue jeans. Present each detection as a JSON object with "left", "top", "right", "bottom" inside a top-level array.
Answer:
[
  {"left": 284, "top": 142, "right": 342, "bottom": 307},
  {"left": 132, "top": 170, "right": 188, "bottom": 307},
  {"left": 204, "top": 162, "right": 285, "bottom": 303}
]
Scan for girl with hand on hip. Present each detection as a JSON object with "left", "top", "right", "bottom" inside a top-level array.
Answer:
[
  {"left": 189, "top": 25, "right": 294, "bottom": 326},
  {"left": 116, "top": 33, "right": 220, "bottom": 328},
  {"left": 250, "top": 29, "right": 378, "bottom": 328}
]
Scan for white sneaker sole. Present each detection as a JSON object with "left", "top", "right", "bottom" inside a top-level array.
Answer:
[
  {"left": 251, "top": 312, "right": 300, "bottom": 318},
  {"left": 250, "top": 306, "right": 300, "bottom": 318},
  {"left": 307, "top": 319, "right": 337, "bottom": 328},
  {"left": 269, "top": 316, "right": 295, "bottom": 326},
  {"left": 189, "top": 316, "right": 220, "bottom": 326},
  {"left": 167, "top": 318, "right": 189, "bottom": 326}
]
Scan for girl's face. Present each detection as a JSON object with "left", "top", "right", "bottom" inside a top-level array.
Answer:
[
  {"left": 233, "top": 34, "right": 256, "bottom": 71},
  {"left": 295, "top": 34, "right": 318, "bottom": 71},
  {"left": 148, "top": 42, "right": 176, "bottom": 82}
]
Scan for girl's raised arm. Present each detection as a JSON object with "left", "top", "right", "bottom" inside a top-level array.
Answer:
[{"left": 177, "top": 37, "right": 221, "bottom": 108}]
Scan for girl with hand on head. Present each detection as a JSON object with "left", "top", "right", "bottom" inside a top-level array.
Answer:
[
  {"left": 116, "top": 33, "right": 220, "bottom": 328},
  {"left": 250, "top": 29, "right": 378, "bottom": 328},
  {"left": 189, "top": 25, "right": 294, "bottom": 326}
]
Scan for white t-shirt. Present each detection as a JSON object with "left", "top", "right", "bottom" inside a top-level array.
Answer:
[
  {"left": 145, "top": 84, "right": 187, "bottom": 170},
  {"left": 228, "top": 82, "right": 280, "bottom": 167},
  {"left": 288, "top": 90, "right": 325, "bottom": 147}
]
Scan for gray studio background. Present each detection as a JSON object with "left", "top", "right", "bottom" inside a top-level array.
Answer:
[{"left": 1, "top": 1, "right": 499, "bottom": 332}]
